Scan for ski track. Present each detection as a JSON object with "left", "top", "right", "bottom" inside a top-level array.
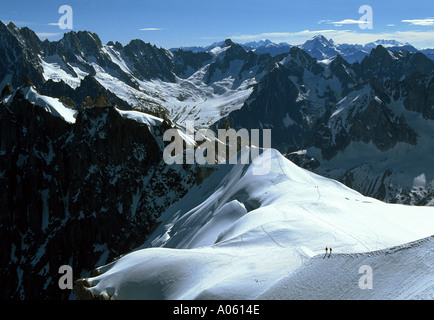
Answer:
[
  {"left": 297, "top": 204, "right": 372, "bottom": 252},
  {"left": 261, "top": 225, "right": 286, "bottom": 248}
]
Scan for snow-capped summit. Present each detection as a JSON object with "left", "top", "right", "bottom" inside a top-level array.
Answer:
[
  {"left": 242, "top": 39, "right": 275, "bottom": 49},
  {"left": 365, "top": 39, "right": 410, "bottom": 49},
  {"left": 241, "top": 39, "right": 292, "bottom": 56},
  {"left": 302, "top": 35, "right": 335, "bottom": 50},
  {"left": 2, "top": 23, "right": 434, "bottom": 300},
  {"left": 300, "top": 35, "right": 340, "bottom": 60}
]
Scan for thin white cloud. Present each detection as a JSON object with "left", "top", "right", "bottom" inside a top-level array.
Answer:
[
  {"left": 402, "top": 18, "right": 434, "bottom": 26},
  {"left": 318, "top": 19, "right": 362, "bottom": 27},
  {"left": 230, "top": 32, "right": 291, "bottom": 41},
  {"left": 392, "top": 30, "right": 434, "bottom": 48},
  {"left": 330, "top": 19, "right": 361, "bottom": 26},
  {"left": 317, "top": 19, "right": 334, "bottom": 24},
  {"left": 139, "top": 27, "right": 163, "bottom": 31},
  {"left": 387, "top": 24, "right": 395, "bottom": 27}
]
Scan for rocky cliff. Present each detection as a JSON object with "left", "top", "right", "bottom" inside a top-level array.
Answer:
[{"left": 0, "top": 83, "right": 197, "bottom": 299}]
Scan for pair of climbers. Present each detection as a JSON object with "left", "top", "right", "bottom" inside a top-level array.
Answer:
[{"left": 325, "top": 247, "right": 332, "bottom": 255}]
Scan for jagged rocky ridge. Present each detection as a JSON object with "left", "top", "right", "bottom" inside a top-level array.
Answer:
[
  {"left": 215, "top": 45, "right": 434, "bottom": 205},
  {"left": 1, "top": 22, "right": 434, "bottom": 299},
  {"left": 0, "top": 82, "right": 203, "bottom": 299},
  {"left": 174, "top": 35, "right": 434, "bottom": 62}
]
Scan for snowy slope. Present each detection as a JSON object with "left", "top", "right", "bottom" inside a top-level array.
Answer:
[
  {"left": 20, "top": 86, "right": 77, "bottom": 123},
  {"left": 38, "top": 40, "right": 258, "bottom": 127},
  {"left": 41, "top": 55, "right": 89, "bottom": 89},
  {"left": 259, "top": 236, "right": 434, "bottom": 300},
  {"left": 79, "top": 148, "right": 434, "bottom": 300},
  {"left": 115, "top": 107, "right": 163, "bottom": 127}
]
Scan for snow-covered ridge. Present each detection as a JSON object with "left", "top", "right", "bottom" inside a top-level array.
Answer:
[
  {"left": 38, "top": 40, "right": 259, "bottom": 127},
  {"left": 115, "top": 107, "right": 163, "bottom": 127},
  {"left": 78, "top": 148, "right": 434, "bottom": 300},
  {"left": 18, "top": 86, "right": 78, "bottom": 123},
  {"left": 5, "top": 85, "right": 170, "bottom": 128}
]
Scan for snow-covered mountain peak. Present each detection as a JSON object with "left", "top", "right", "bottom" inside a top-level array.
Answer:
[
  {"left": 2, "top": 24, "right": 434, "bottom": 300},
  {"left": 209, "top": 43, "right": 231, "bottom": 56},
  {"left": 304, "top": 35, "right": 335, "bottom": 49},
  {"left": 54, "top": 30, "right": 103, "bottom": 56},
  {"left": 243, "top": 39, "right": 274, "bottom": 49},
  {"left": 299, "top": 35, "right": 340, "bottom": 60},
  {"left": 366, "top": 39, "right": 408, "bottom": 49}
]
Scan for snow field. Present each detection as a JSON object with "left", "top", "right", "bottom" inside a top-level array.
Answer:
[
  {"left": 258, "top": 236, "right": 434, "bottom": 300},
  {"left": 21, "top": 86, "right": 77, "bottom": 123},
  {"left": 83, "top": 149, "right": 434, "bottom": 300}
]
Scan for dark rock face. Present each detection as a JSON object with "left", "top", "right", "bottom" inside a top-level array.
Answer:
[
  {"left": 360, "top": 45, "right": 434, "bottom": 81},
  {"left": 122, "top": 39, "right": 175, "bottom": 82},
  {"left": 216, "top": 63, "right": 309, "bottom": 153},
  {"left": 204, "top": 39, "right": 275, "bottom": 84},
  {"left": 0, "top": 83, "right": 13, "bottom": 98},
  {"left": 216, "top": 44, "right": 434, "bottom": 205},
  {"left": 1, "top": 22, "right": 434, "bottom": 300},
  {"left": 401, "top": 72, "right": 434, "bottom": 120},
  {"left": 285, "top": 151, "right": 320, "bottom": 171},
  {"left": 0, "top": 91, "right": 196, "bottom": 299},
  {"left": 348, "top": 100, "right": 416, "bottom": 150},
  {"left": 300, "top": 35, "right": 340, "bottom": 61},
  {"left": 312, "top": 92, "right": 417, "bottom": 160},
  {"left": 0, "top": 22, "right": 44, "bottom": 89}
]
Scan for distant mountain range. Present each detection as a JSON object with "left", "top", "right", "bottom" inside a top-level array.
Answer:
[
  {"left": 172, "top": 35, "right": 434, "bottom": 63},
  {"left": 1, "top": 21, "right": 433, "bottom": 299},
  {"left": 2, "top": 20, "right": 433, "bottom": 209}
]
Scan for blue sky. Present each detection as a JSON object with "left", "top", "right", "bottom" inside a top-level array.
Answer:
[{"left": 2, "top": 0, "right": 434, "bottom": 49}]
